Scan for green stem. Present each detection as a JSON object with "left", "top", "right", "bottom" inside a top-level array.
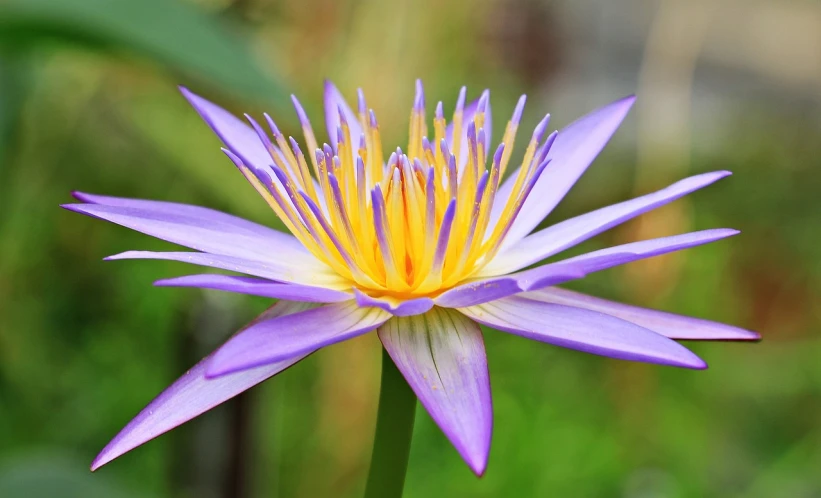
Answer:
[{"left": 364, "top": 348, "right": 417, "bottom": 498}]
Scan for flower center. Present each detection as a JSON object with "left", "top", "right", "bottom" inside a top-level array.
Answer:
[{"left": 240, "top": 84, "right": 554, "bottom": 299}]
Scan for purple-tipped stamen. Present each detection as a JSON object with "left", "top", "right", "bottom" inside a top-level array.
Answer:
[
  {"left": 493, "top": 143, "right": 505, "bottom": 168},
  {"left": 357, "top": 88, "right": 367, "bottom": 116},
  {"left": 512, "top": 95, "right": 526, "bottom": 126},
  {"left": 477, "top": 90, "right": 490, "bottom": 114},
  {"left": 414, "top": 79, "right": 425, "bottom": 111},
  {"left": 291, "top": 95, "right": 311, "bottom": 127},
  {"left": 245, "top": 114, "right": 275, "bottom": 154},
  {"left": 263, "top": 112, "right": 282, "bottom": 138},
  {"left": 371, "top": 185, "right": 399, "bottom": 275},
  {"left": 455, "top": 86, "right": 466, "bottom": 114},
  {"left": 432, "top": 200, "right": 458, "bottom": 269},
  {"left": 532, "top": 114, "right": 550, "bottom": 142},
  {"left": 289, "top": 136, "right": 304, "bottom": 158}
]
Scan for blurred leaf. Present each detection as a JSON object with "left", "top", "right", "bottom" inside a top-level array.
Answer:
[
  {"left": 0, "top": 453, "right": 141, "bottom": 498},
  {"left": 0, "top": 52, "right": 30, "bottom": 170},
  {"left": 0, "top": 0, "right": 284, "bottom": 106}
]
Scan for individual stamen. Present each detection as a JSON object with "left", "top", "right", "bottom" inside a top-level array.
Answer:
[
  {"left": 263, "top": 112, "right": 302, "bottom": 179},
  {"left": 291, "top": 95, "right": 320, "bottom": 177},
  {"left": 444, "top": 170, "right": 489, "bottom": 283},
  {"left": 409, "top": 80, "right": 426, "bottom": 160},
  {"left": 371, "top": 185, "right": 406, "bottom": 290},
  {"left": 357, "top": 88, "right": 367, "bottom": 117},
  {"left": 387, "top": 166, "right": 407, "bottom": 274},
  {"left": 368, "top": 109, "right": 384, "bottom": 186},
  {"left": 243, "top": 115, "right": 298, "bottom": 183},
  {"left": 451, "top": 86, "right": 467, "bottom": 162},
  {"left": 483, "top": 158, "right": 552, "bottom": 262},
  {"left": 222, "top": 149, "right": 310, "bottom": 249},
  {"left": 466, "top": 143, "right": 505, "bottom": 267},
  {"left": 414, "top": 199, "right": 457, "bottom": 292},
  {"left": 288, "top": 136, "right": 317, "bottom": 199}
]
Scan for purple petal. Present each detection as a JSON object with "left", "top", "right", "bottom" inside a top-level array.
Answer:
[
  {"left": 353, "top": 289, "right": 434, "bottom": 316},
  {"left": 378, "top": 308, "right": 492, "bottom": 475},
  {"left": 459, "top": 297, "right": 706, "bottom": 369},
  {"left": 91, "top": 300, "right": 317, "bottom": 471},
  {"left": 206, "top": 301, "right": 390, "bottom": 377},
  {"left": 435, "top": 262, "right": 585, "bottom": 309},
  {"left": 64, "top": 196, "right": 316, "bottom": 266},
  {"left": 491, "top": 95, "right": 636, "bottom": 245},
  {"left": 522, "top": 287, "right": 760, "bottom": 341},
  {"left": 105, "top": 251, "right": 348, "bottom": 289},
  {"left": 481, "top": 171, "right": 731, "bottom": 276},
  {"left": 72, "top": 192, "right": 291, "bottom": 239},
  {"left": 324, "top": 81, "right": 364, "bottom": 157},
  {"left": 179, "top": 87, "right": 273, "bottom": 176},
  {"left": 433, "top": 278, "right": 522, "bottom": 308},
  {"left": 515, "top": 229, "right": 739, "bottom": 292},
  {"left": 155, "top": 274, "right": 352, "bottom": 302}
]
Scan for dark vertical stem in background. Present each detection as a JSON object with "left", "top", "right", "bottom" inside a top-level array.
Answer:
[
  {"left": 224, "top": 391, "right": 252, "bottom": 498},
  {"left": 172, "top": 297, "right": 254, "bottom": 498},
  {"left": 171, "top": 306, "right": 197, "bottom": 497}
]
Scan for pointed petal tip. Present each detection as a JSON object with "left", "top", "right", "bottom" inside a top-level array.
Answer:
[
  {"left": 682, "top": 328, "right": 761, "bottom": 342},
  {"left": 669, "top": 346, "right": 708, "bottom": 370},
  {"left": 692, "top": 170, "right": 732, "bottom": 184},
  {"left": 705, "top": 228, "right": 740, "bottom": 240},
  {"left": 691, "top": 357, "right": 709, "bottom": 370},
  {"left": 71, "top": 191, "right": 93, "bottom": 203},
  {"left": 743, "top": 330, "right": 762, "bottom": 341},
  {"left": 103, "top": 251, "right": 146, "bottom": 262},
  {"left": 89, "top": 456, "right": 106, "bottom": 472},
  {"left": 178, "top": 86, "right": 206, "bottom": 109},
  {"left": 60, "top": 203, "right": 82, "bottom": 212},
  {"left": 457, "top": 427, "right": 491, "bottom": 476},
  {"left": 468, "top": 455, "right": 489, "bottom": 476}
]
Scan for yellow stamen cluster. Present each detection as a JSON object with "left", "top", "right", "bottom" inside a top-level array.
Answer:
[{"left": 238, "top": 86, "right": 551, "bottom": 299}]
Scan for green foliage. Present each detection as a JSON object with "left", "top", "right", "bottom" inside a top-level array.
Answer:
[{"left": 0, "top": 0, "right": 285, "bottom": 107}]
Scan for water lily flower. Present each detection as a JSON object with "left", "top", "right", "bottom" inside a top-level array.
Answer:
[{"left": 66, "top": 80, "right": 758, "bottom": 479}]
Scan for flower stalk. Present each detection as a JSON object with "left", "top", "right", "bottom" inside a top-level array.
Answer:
[{"left": 364, "top": 348, "right": 417, "bottom": 498}]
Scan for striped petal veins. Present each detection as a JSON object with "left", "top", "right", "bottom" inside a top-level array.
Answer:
[{"left": 238, "top": 82, "right": 553, "bottom": 301}]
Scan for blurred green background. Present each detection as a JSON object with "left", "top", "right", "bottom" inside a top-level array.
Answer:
[{"left": 0, "top": 0, "right": 819, "bottom": 496}]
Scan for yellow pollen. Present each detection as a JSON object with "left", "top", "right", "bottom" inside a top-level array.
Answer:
[{"left": 255, "top": 86, "right": 550, "bottom": 300}]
